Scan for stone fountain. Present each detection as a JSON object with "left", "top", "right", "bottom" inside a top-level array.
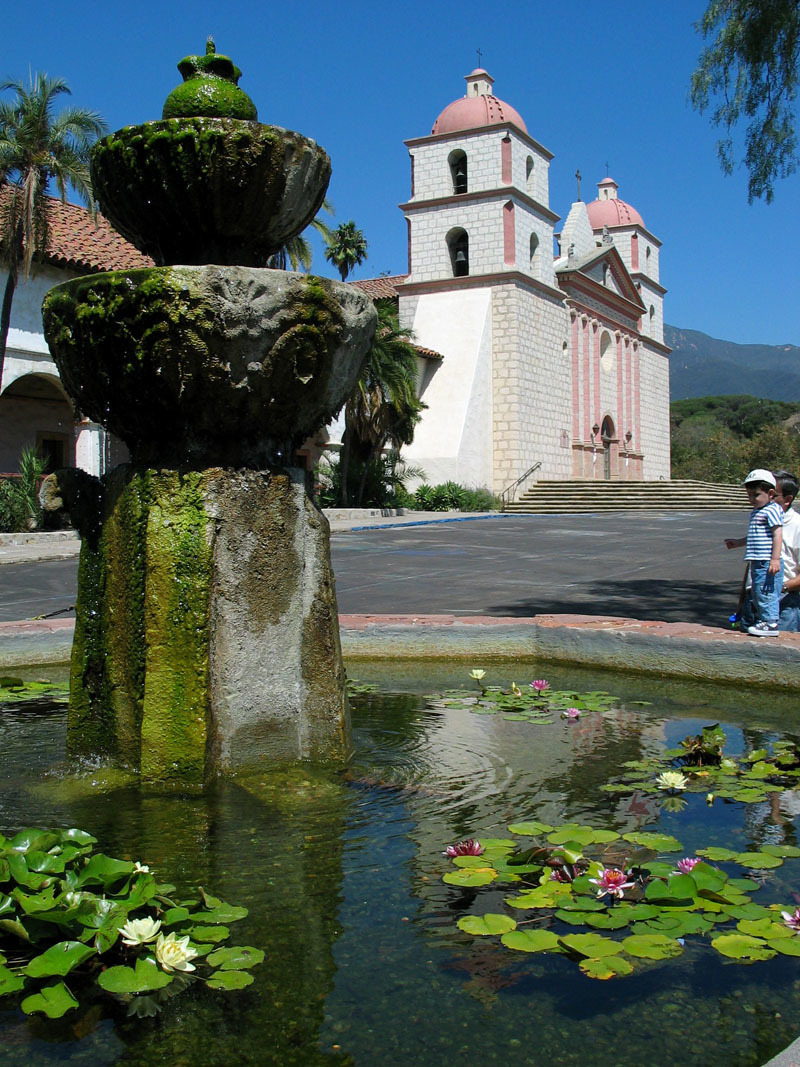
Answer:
[{"left": 40, "top": 41, "right": 376, "bottom": 782}]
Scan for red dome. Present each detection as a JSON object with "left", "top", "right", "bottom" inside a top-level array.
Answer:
[
  {"left": 586, "top": 179, "right": 644, "bottom": 228},
  {"left": 432, "top": 93, "right": 527, "bottom": 135}
]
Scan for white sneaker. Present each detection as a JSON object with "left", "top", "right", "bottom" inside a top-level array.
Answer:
[{"left": 747, "top": 622, "right": 779, "bottom": 637}]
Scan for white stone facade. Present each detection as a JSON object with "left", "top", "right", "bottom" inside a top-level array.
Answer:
[{"left": 396, "top": 72, "right": 671, "bottom": 492}]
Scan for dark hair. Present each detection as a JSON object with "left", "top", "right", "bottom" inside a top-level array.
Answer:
[{"left": 774, "top": 469, "right": 799, "bottom": 501}]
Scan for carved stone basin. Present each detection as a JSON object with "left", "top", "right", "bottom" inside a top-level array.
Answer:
[
  {"left": 91, "top": 119, "right": 331, "bottom": 266},
  {"left": 42, "top": 266, "right": 376, "bottom": 467}
]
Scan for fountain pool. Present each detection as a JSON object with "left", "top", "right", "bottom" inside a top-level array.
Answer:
[{"left": 2, "top": 661, "right": 800, "bottom": 1067}]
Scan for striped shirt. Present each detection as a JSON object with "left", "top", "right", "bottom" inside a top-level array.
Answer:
[{"left": 745, "top": 501, "right": 784, "bottom": 561}]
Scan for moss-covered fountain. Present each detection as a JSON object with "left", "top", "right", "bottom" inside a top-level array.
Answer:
[{"left": 40, "top": 41, "right": 376, "bottom": 783}]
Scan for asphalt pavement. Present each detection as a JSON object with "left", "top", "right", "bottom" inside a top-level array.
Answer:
[{"left": 0, "top": 510, "right": 750, "bottom": 627}]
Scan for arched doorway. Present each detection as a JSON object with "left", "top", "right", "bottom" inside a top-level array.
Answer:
[
  {"left": 600, "top": 416, "right": 615, "bottom": 481},
  {"left": 0, "top": 373, "right": 75, "bottom": 472}
]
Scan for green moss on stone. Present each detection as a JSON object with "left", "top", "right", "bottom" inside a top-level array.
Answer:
[{"left": 139, "top": 471, "right": 213, "bottom": 782}]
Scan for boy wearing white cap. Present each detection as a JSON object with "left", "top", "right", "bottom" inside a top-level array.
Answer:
[{"left": 724, "top": 469, "right": 784, "bottom": 636}]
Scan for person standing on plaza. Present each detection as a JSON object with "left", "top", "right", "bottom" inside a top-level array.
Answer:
[
  {"left": 724, "top": 469, "right": 784, "bottom": 637},
  {"left": 773, "top": 470, "right": 800, "bottom": 631}
]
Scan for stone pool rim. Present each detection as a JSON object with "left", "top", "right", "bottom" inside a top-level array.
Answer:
[{"left": 2, "top": 612, "right": 800, "bottom": 691}]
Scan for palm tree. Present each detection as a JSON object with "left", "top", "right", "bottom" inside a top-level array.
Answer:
[
  {"left": 0, "top": 72, "right": 106, "bottom": 389},
  {"left": 339, "top": 299, "right": 425, "bottom": 505},
  {"left": 324, "top": 220, "right": 368, "bottom": 282},
  {"left": 267, "top": 199, "right": 334, "bottom": 272}
]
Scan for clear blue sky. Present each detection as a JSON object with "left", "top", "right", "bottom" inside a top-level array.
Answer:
[{"left": 6, "top": 0, "right": 800, "bottom": 346}]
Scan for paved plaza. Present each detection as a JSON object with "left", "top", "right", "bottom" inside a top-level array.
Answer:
[{"left": 0, "top": 511, "right": 750, "bottom": 627}]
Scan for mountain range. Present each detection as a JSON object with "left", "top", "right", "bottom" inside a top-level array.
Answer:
[{"left": 665, "top": 325, "right": 800, "bottom": 402}]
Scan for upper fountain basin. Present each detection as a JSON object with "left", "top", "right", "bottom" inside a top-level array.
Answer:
[{"left": 91, "top": 118, "right": 331, "bottom": 267}]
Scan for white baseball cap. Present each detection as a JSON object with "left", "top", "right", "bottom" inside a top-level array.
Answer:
[{"left": 743, "top": 469, "right": 776, "bottom": 487}]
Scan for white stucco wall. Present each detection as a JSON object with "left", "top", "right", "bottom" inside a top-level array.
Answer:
[{"left": 400, "top": 287, "right": 494, "bottom": 488}]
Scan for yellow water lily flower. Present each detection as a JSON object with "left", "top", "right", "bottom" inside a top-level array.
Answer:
[
  {"left": 118, "top": 916, "right": 162, "bottom": 946},
  {"left": 155, "top": 931, "right": 198, "bottom": 972},
  {"left": 656, "top": 770, "right": 689, "bottom": 792},
  {"left": 469, "top": 669, "right": 486, "bottom": 681}
]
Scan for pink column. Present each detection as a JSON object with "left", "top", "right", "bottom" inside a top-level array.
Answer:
[
  {"left": 616, "top": 331, "right": 623, "bottom": 438},
  {"left": 503, "top": 202, "right": 515, "bottom": 266},
  {"left": 633, "top": 343, "right": 641, "bottom": 450},
  {"left": 501, "top": 136, "right": 512, "bottom": 186},
  {"left": 624, "top": 339, "right": 632, "bottom": 442},
  {"left": 582, "top": 318, "right": 591, "bottom": 440},
  {"left": 571, "top": 313, "right": 580, "bottom": 440},
  {"left": 593, "top": 322, "right": 601, "bottom": 431}
]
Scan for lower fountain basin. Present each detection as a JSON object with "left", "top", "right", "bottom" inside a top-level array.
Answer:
[{"left": 42, "top": 266, "right": 376, "bottom": 467}]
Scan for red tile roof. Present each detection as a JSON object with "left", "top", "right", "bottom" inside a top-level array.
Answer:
[
  {"left": 0, "top": 186, "right": 152, "bottom": 273},
  {"left": 351, "top": 275, "right": 407, "bottom": 300}
]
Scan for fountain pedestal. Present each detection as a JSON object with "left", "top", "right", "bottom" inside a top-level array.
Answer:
[{"left": 56, "top": 466, "right": 348, "bottom": 780}]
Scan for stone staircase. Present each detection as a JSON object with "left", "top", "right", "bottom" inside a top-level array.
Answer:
[{"left": 503, "top": 479, "right": 749, "bottom": 514}]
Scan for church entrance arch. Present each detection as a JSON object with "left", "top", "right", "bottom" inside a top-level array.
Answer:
[{"left": 600, "top": 416, "right": 615, "bottom": 481}]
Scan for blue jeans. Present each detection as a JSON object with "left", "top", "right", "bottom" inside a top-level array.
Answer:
[
  {"left": 779, "top": 590, "right": 800, "bottom": 632},
  {"left": 749, "top": 559, "right": 783, "bottom": 626}
]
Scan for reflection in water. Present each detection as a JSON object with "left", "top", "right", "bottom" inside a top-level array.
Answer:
[{"left": 2, "top": 670, "right": 800, "bottom": 1066}]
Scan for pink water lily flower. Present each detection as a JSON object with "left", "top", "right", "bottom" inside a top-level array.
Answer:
[
  {"left": 676, "top": 857, "right": 701, "bottom": 875},
  {"left": 589, "top": 867, "right": 635, "bottom": 900},
  {"left": 561, "top": 708, "right": 581, "bottom": 720},
  {"left": 444, "top": 838, "right": 485, "bottom": 857},
  {"left": 782, "top": 907, "right": 800, "bottom": 932},
  {"left": 530, "top": 680, "right": 550, "bottom": 694}
]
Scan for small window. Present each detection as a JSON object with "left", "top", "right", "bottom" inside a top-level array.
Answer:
[
  {"left": 448, "top": 149, "right": 468, "bottom": 194},
  {"left": 447, "top": 228, "right": 469, "bottom": 277},
  {"left": 529, "top": 232, "right": 539, "bottom": 273}
]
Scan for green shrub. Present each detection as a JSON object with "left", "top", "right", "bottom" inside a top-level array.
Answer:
[
  {"left": 411, "top": 482, "right": 498, "bottom": 512},
  {"left": 0, "top": 449, "right": 45, "bottom": 533}
]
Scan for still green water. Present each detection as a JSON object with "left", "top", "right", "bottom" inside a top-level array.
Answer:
[{"left": 2, "top": 662, "right": 800, "bottom": 1067}]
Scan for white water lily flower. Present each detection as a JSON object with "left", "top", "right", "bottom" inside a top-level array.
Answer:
[
  {"left": 155, "top": 931, "right": 198, "bottom": 972},
  {"left": 469, "top": 669, "right": 486, "bottom": 681},
  {"left": 133, "top": 861, "right": 150, "bottom": 874},
  {"left": 656, "top": 770, "right": 689, "bottom": 792},
  {"left": 119, "top": 916, "right": 162, "bottom": 946}
]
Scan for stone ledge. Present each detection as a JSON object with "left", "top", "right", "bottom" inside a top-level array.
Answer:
[{"left": 6, "top": 613, "right": 800, "bottom": 690}]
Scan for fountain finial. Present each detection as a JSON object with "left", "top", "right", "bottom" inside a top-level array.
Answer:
[{"left": 162, "top": 39, "right": 257, "bottom": 120}]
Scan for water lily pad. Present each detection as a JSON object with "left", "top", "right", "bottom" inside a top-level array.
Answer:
[
  {"left": 737, "top": 918, "right": 792, "bottom": 939},
  {"left": 622, "top": 934, "right": 684, "bottom": 959},
  {"left": 457, "top": 913, "right": 517, "bottom": 936},
  {"left": 711, "top": 934, "right": 776, "bottom": 961},
  {"left": 443, "top": 867, "right": 497, "bottom": 888},
  {"left": 735, "top": 852, "right": 783, "bottom": 869},
  {"left": 0, "top": 965, "right": 25, "bottom": 995},
  {"left": 98, "top": 957, "right": 174, "bottom": 994},
  {"left": 206, "top": 946, "right": 265, "bottom": 971},
  {"left": 558, "top": 933, "right": 624, "bottom": 958},
  {"left": 579, "top": 955, "right": 634, "bottom": 980},
  {"left": 762, "top": 844, "right": 800, "bottom": 858},
  {"left": 207, "top": 969, "right": 254, "bottom": 990},
  {"left": 622, "top": 832, "right": 682, "bottom": 852},
  {"left": 193, "top": 904, "right": 248, "bottom": 924},
  {"left": 500, "top": 929, "right": 560, "bottom": 953},
  {"left": 505, "top": 884, "right": 571, "bottom": 909},
  {"left": 189, "top": 925, "right": 230, "bottom": 943},
  {"left": 770, "top": 938, "right": 800, "bottom": 956},
  {"left": 696, "top": 846, "right": 739, "bottom": 862},
  {"left": 584, "top": 910, "right": 633, "bottom": 930},
  {"left": 21, "top": 981, "right": 79, "bottom": 1018},
  {"left": 25, "top": 940, "right": 96, "bottom": 978},
  {"left": 507, "top": 821, "right": 553, "bottom": 836}
]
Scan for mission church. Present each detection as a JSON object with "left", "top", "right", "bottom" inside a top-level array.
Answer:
[{"left": 0, "top": 68, "right": 671, "bottom": 488}]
